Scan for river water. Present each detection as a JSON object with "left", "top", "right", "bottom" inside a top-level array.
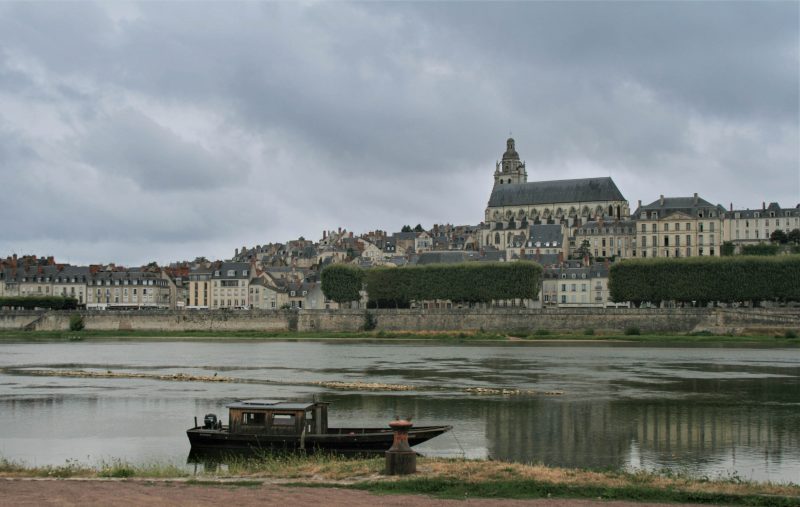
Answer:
[{"left": 0, "top": 341, "right": 798, "bottom": 483}]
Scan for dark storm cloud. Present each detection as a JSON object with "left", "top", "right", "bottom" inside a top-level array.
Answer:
[{"left": 0, "top": 1, "right": 796, "bottom": 264}]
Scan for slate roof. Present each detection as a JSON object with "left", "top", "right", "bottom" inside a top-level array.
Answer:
[
  {"left": 633, "top": 196, "right": 725, "bottom": 218},
  {"left": 528, "top": 224, "right": 563, "bottom": 247},
  {"left": 488, "top": 177, "right": 625, "bottom": 207},
  {"left": 212, "top": 262, "right": 251, "bottom": 279},
  {"left": 726, "top": 203, "right": 800, "bottom": 219}
]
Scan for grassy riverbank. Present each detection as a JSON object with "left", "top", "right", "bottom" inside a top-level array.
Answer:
[
  {"left": 1, "top": 455, "right": 798, "bottom": 506},
  {"left": 0, "top": 328, "right": 797, "bottom": 345}
]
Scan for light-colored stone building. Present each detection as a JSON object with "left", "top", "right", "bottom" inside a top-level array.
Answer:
[
  {"left": 482, "top": 138, "right": 630, "bottom": 250},
  {"left": 86, "top": 268, "right": 172, "bottom": 309},
  {"left": 187, "top": 266, "right": 212, "bottom": 309},
  {"left": 210, "top": 261, "right": 253, "bottom": 309},
  {"left": 724, "top": 202, "right": 800, "bottom": 249},
  {"left": 573, "top": 219, "right": 637, "bottom": 259},
  {"left": 632, "top": 194, "right": 726, "bottom": 257},
  {"left": 540, "top": 261, "right": 622, "bottom": 308}
]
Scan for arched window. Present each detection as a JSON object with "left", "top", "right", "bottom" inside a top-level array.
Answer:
[{"left": 494, "top": 233, "right": 500, "bottom": 244}]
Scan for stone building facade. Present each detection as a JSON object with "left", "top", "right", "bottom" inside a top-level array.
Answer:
[
  {"left": 632, "top": 194, "right": 726, "bottom": 258},
  {"left": 725, "top": 202, "right": 800, "bottom": 249},
  {"left": 482, "top": 138, "right": 630, "bottom": 251}
]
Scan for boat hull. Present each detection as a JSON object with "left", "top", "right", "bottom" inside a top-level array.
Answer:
[{"left": 187, "top": 425, "right": 452, "bottom": 453}]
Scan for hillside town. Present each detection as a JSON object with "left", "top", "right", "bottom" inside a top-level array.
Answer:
[{"left": 2, "top": 138, "right": 799, "bottom": 312}]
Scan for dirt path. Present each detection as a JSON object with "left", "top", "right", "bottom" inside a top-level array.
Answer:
[{"left": 0, "top": 478, "right": 715, "bottom": 506}]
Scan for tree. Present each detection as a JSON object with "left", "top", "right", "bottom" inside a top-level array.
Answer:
[
  {"left": 69, "top": 313, "right": 85, "bottom": 332},
  {"left": 788, "top": 229, "right": 800, "bottom": 245},
  {"left": 321, "top": 264, "right": 364, "bottom": 303},
  {"left": 575, "top": 239, "right": 591, "bottom": 260},
  {"left": 770, "top": 230, "right": 788, "bottom": 244},
  {"left": 720, "top": 241, "right": 735, "bottom": 256},
  {"left": 413, "top": 224, "right": 424, "bottom": 233},
  {"left": 401, "top": 225, "right": 412, "bottom": 233}
]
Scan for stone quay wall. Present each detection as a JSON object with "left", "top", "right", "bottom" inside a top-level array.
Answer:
[{"left": 1, "top": 307, "right": 798, "bottom": 334}]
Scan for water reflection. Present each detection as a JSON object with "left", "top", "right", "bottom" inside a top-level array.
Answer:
[{"left": 0, "top": 342, "right": 797, "bottom": 483}]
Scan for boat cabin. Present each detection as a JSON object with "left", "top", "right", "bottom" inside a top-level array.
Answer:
[{"left": 227, "top": 400, "right": 329, "bottom": 436}]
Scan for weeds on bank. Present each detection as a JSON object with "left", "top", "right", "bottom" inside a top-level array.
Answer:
[
  {"left": 219, "top": 453, "right": 383, "bottom": 480},
  {"left": 0, "top": 456, "right": 188, "bottom": 479}
]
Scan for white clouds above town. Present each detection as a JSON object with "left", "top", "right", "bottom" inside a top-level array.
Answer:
[{"left": 0, "top": 1, "right": 797, "bottom": 265}]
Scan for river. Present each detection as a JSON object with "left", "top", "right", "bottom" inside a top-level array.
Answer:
[{"left": 0, "top": 340, "right": 798, "bottom": 483}]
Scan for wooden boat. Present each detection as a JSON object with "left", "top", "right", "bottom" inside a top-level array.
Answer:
[{"left": 186, "top": 399, "right": 452, "bottom": 453}]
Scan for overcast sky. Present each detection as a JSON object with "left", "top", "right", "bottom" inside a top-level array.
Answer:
[{"left": 0, "top": 1, "right": 797, "bottom": 266}]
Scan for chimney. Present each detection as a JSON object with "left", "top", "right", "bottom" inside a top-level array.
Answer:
[
  {"left": 604, "top": 258, "right": 610, "bottom": 269},
  {"left": 323, "top": 230, "right": 327, "bottom": 240},
  {"left": 729, "top": 202, "right": 733, "bottom": 212},
  {"left": 693, "top": 193, "right": 698, "bottom": 205},
  {"left": 557, "top": 252, "right": 564, "bottom": 265},
  {"left": 762, "top": 202, "right": 766, "bottom": 210},
  {"left": 47, "top": 256, "right": 55, "bottom": 265},
  {"left": 659, "top": 195, "right": 664, "bottom": 206},
  {"left": 338, "top": 227, "right": 342, "bottom": 234},
  {"left": 235, "top": 248, "right": 239, "bottom": 256}
]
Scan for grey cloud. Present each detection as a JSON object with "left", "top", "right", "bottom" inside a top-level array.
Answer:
[
  {"left": 0, "top": 2, "right": 796, "bottom": 265},
  {"left": 81, "top": 109, "right": 242, "bottom": 191}
]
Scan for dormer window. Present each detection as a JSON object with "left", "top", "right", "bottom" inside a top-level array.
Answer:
[{"left": 227, "top": 270, "right": 235, "bottom": 277}]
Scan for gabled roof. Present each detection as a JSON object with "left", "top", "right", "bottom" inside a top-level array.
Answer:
[{"left": 488, "top": 177, "right": 625, "bottom": 207}]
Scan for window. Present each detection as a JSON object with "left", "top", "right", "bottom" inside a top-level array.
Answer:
[
  {"left": 272, "top": 414, "right": 296, "bottom": 426},
  {"left": 242, "top": 412, "right": 266, "bottom": 425},
  {"left": 664, "top": 223, "right": 669, "bottom": 232}
]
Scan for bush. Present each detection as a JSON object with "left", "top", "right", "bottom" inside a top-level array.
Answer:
[
  {"left": 321, "top": 264, "right": 364, "bottom": 303},
  {"left": 609, "top": 256, "right": 800, "bottom": 305},
  {"left": 68, "top": 313, "right": 85, "bottom": 332},
  {"left": 785, "top": 330, "right": 798, "bottom": 339},
  {"left": 363, "top": 311, "right": 377, "bottom": 331},
  {"left": 533, "top": 329, "right": 550, "bottom": 336},
  {"left": 365, "top": 262, "right": 542, "bottom": 308},
  {"left": 624, "top": 326, "right": 641, "bottom": 336},
  {"left": 0, "top": 296, "right": 78, "bottom": 310},
  {"left": 583, "top": 328, "right": 595, "bottom": 336},
  {"left": 740, "top": 243, "right": 779, "bottom": 256}
]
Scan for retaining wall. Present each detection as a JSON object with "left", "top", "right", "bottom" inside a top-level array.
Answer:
[{"left": 2, "top": 307, "right": 798, "bottom": 334}]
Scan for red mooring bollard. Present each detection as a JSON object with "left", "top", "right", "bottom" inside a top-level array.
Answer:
[{"left": 385, "top": 419, "right": 416, "bottom": 475}]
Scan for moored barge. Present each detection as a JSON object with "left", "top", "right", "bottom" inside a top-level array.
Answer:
[{"left": 187, "top": 399, "right": 452, "bottom": 453}]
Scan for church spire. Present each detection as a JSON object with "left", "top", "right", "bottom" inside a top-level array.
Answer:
[{"left": 494, "top": 137, "right": 527, "bottom": 186}]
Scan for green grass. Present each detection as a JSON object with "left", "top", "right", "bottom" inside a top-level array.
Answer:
[
  {"left": 347, "top": 477, "right": 800, "bottom": 506},
  {"left": 0, "top": 328, "right": 797, "bottom": 345}
]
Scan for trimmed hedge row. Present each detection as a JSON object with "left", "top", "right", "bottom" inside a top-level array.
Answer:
[
  {"left": 365, "top": 262, "right": 541, "bottom": 307},
  {"left": 0, "top": 296, "right": 79, "bottom": 310},
  {"left": 609, "top": 256, "right": 800, "bottom": 304},
  {"left": 320, "top": 264, "right": 364, "bottom": 303}
]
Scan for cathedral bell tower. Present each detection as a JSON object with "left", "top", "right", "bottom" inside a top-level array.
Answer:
[{"left": 493, "top": 137, "right": 527, "bottom": 186}]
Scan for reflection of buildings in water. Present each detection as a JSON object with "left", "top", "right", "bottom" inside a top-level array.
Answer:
[
  {"left": 485, "top": 399, "right": 800, "bottom": 470},
  {"left": 634, "top": 402, "right": 800, "bottom": 466},
  {"left": 485, "top": 399, "right": 632, "bottom": 468}
]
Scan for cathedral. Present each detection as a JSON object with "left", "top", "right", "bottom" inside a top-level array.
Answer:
[{"left": 482, "top": 138, "right": 630, "bottom": 251}]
